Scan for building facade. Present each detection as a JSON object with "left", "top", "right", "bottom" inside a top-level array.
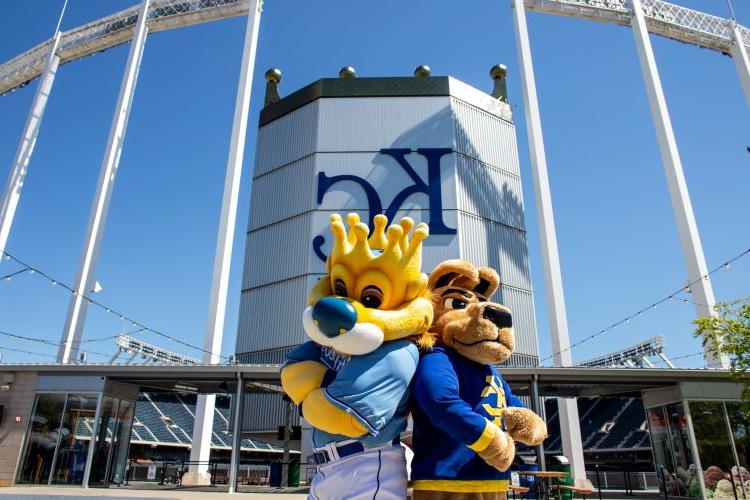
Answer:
[{"left": 235, "top": 72, "right": 540, "bottom": 436}]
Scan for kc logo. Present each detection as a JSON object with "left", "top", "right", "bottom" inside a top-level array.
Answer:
[{"left": 312, "top": 148, "right": 457, "bottom": 262}]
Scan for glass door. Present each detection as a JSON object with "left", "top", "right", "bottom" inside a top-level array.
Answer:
[
  {"left": 50, "top": 393, "right": 99, "bottom": 485},
  {"left": 88, "top": 397, "right": 136, "bottom": 486},
  {"left": 16, "top": 394, "right": 67, "bottom": 485}
]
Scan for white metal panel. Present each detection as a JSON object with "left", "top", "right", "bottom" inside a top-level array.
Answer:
[
  {"left": 247, "top": 155, "right": 316, "bottom": 231},
  {"left": 236, "top": 275, "right": 318, "bottom": 353},
  {"left": 496, "top": 285, "right": 539, "bottom": 357},
  {"left": 316, "top": 97, "right": 454, "bottom": 152},
  {"left": 249, "top": 151, "right": 458, "bottom": 231},
  {"left": 243, "top": 393, "right": 299, "bottom": 432},
  {"left": 452, "top": 98, "right": 521, "bottom": 176},
  {"left": 254, "top": 100, "right": 319, "bottom": 177},
  {"left": 242, "top": 213, "right": 313, "bottom": 290},
  {"left": 455, "top": 155, "right": 526, "bottom": 231},
  {"left": 458, "top": 212, "right": 532, "bottom": 291}
]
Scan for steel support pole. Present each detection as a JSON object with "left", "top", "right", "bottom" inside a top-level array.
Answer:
[
  {"left": 510, "top": 0, "right": 587, "bottom": 484},
  {"left": 57, "top": 0, "right": 151, "bottom": 364},
  {"left": 629, "top": 0, "right": 728, "bottom": 369},
  {"left": 228, "top": 373, "right": 244, "bottom": 494},
  {"left": 729, "top": 24, "right": 750, "bottom": 108},
  {"left": 184, "top": 0, "right": 262, "bottom": 485},
  {"left": 0, "top": 32, "right": 62, "bottom": 256},
  {"left": 281, "top": 396, "right": 292, "bottom": 487},
  {"left": 529, "top": 375, "right": 546, "bottom": 471}
]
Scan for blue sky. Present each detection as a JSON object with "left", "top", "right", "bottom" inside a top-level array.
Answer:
[{"left": 0, "top": 0, "right": 748, "bottom": 367}]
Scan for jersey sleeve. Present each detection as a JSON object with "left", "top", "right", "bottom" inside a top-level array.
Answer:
[
  {"left": 502, "top": 378, "right": 525, "bottom": 409},
  {"left": 284, "top": 341, "right": 322, "bottom": 365},
  {"left": 323, "top": 341, "right": 418, "bottom": 436},
  {"left": 412, "top": 349, "right": 491, "bottom": 447}
]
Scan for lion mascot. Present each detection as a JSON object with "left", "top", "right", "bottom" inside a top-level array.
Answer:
[
  {"left": 281, "top": 213, "right": 434, "bottom": 499},
  {"left": 410, "top": 260, "right": 547, "bottom": 500}
]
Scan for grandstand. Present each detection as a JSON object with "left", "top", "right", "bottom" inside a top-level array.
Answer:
[
  {"left": 127, "top": 393, "right": 288, "bottom": 462},
  {"left": 544, "top": 397, "right": 652, "bottom": 470}
]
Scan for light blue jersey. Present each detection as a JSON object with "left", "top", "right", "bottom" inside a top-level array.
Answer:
[{"left": 285, "top": 339, "right": 419, "bottom": 449}]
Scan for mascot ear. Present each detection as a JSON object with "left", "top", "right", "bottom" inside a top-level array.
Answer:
[
  {"left": 428, "top": 260, "right": 479, "bottom": 290},
  {"left": 474, "top": 267, "right": 500, "bottom": 298}
]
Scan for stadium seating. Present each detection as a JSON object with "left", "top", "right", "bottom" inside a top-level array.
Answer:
[
  {"left": 127, "top": 393, "right": 281, "bottom": 451},
  {"left": 543, "top": 397, "right": 650, "bottom": 452}
]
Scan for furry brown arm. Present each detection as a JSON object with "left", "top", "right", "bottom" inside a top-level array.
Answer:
[{"left": 503, "top": 407, "right": 548, "bottom": 446}]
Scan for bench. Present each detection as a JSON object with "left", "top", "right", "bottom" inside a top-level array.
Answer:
[
  {"left": 509, "top": 484, "right": 530, "bottom": 500},
  {"left": 553, "top": 484, "right": 595, "bottom": 499}
]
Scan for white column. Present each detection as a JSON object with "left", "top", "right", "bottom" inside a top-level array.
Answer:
[
  {"left": 629, "top": 0, "right": 728, "bottom": 369},
  {"left": 0, "top": 32, "right": 62, "bottom": 256},
  {"left": 57, "top": 0, "right": 151, "bottom": 364},
  {"left": 182, "top": 0, "right": 263, "bottom": 485},
  {"left": 510, "top": 0, "right": 587, "bottom": 484},
  {"left": 730, "top": 23, "right": 750, "bottom": 108}
]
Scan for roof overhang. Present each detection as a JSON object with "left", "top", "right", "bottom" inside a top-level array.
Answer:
[{"left": 0, "top": 363, "right": 739, "bottom": 398}]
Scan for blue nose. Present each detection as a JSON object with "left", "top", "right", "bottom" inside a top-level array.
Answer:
[{"left": 312, "top": 297, "right": 357, "bottom": 338}]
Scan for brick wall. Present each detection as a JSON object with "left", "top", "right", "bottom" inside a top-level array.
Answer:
[{"left": 0, "top": 372, "right": 37, "bottom": 486}]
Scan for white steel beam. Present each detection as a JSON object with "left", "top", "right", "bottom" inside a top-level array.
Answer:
[
  {"left": 57, "top": 0, "right": 151, "bottom": 364},
  {"left": 630, "top": 0, "right": 728, "bottom": 369},
  {"left": 730, "top": 23, "right": 750, "bottom": 108},
  {"left": 0, "top": 32, "right": 61, "bottom": 256},
  {"left": 510, "top": 0, "right": 587, "bottom": 485},
  {"left": 183, "top": 0, "right": 263, "bottom": 486}
]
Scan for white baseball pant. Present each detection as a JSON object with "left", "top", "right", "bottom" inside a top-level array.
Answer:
[{"left": 308, "top": 444, "right": 407, "bottom": 500}]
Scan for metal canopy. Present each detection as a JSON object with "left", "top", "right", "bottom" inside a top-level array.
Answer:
[{"left": 0, "top": 362, "right": 737, "bottom": 397}]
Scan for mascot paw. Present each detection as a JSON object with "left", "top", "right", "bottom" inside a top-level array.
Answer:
[
  {"left": 503, "top": 407, "right": 548, "bottom": 446},
  {"left": 280, "top": 360, "right": 329, "bottom": 405},
  {"left": 476, "top": 425, "right": 516, "bottom": 473}
]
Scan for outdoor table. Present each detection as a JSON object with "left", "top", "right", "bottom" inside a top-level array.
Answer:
[{"left": 516, "top": 470, "right": 568, "bottom": 500}]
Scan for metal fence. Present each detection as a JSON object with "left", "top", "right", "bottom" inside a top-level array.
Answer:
[{"left": 588, "top": 470, "right": 660, "bottom": 490}]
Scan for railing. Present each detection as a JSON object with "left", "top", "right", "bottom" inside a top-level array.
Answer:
[{"left": 588, "top": 468, "right": 660, "bottom": 491}]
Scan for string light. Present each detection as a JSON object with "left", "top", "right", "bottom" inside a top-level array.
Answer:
[
  {"left": 0, "top": 250, "right": 228, "bottom": 361},
  {"left": 670, "top": 351, "right": 705, "bottom": 361},
  {"left": 541, "top": 246, "right": 750, "bottom": 365},
  {"left": 0, "top": 344, "right": 57, "bottom": 359},
  {"left": 0, "top": 329, "right": 111, "bottom": 359}
]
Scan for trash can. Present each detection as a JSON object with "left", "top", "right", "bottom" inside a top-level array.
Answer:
[
  {"left": 269, "top": 462, "right": 281, "bottom": 487},
  {"left": 517, "top": 458, "right": 540, "bottom": 499},
  {"left": 551, "top": 456, "right": 573, "bottom": 500},
  {"left": 269, "top": 461, "right": 300, "bottom": 487},
  {"left": 288, "top": 461, "right": 300, "bottom": 487}
]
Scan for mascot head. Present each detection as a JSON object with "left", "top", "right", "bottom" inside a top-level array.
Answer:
[
  {"left": 427, "top": 259, "right": 513, "bottom": 365},
  {"left": 303, "top": 213, "right": 435, "bottom": 355}
]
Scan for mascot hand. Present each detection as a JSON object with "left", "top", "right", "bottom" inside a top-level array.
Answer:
[
  {"left": 475, "top": 424, "right": 515, "bottom": 472},
  {"left": 281, "top": 361, "right": 328, "bottom": 405},
  {"left": 502, "top": 407, "right": 548, "bottom": 446}
]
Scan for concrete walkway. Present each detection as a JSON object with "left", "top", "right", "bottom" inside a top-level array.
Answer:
[{"left": 0, "top": 486, "right": 308, "bottom": 499}]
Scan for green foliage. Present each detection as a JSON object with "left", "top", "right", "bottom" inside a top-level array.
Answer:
[{"left": 694, "top": 298, "right": 750, "bottom": 403}]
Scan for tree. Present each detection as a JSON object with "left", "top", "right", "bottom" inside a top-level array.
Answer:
[{"left": 694, "top": 298, "right": 750, "bottom": 402}]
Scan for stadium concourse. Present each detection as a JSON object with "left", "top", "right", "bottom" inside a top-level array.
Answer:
[{"left": 0, "top": 362, "right": 742, "bottom": 497}]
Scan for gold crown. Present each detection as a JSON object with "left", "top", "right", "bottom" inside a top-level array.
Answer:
[{"left": 327, "top": 213, "right": 429, "bottom": 284}]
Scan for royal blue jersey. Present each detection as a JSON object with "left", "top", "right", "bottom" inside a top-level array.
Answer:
[
  {"left": 410, "top": 344, "right": 525, "bottom": 492},
  {"left": 285, "top": 339, "right": 418, "bottom": 449}
]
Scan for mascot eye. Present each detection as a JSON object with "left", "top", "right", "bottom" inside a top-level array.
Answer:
[
  {"left": 360, "top": 286, "right": 383, "bottom": 309},
  {"left": 334, "top": 279, "right": 348, "bottom": 297},
  {"left": 443, "top": 297, "right": 468, "bottom": 310}
]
